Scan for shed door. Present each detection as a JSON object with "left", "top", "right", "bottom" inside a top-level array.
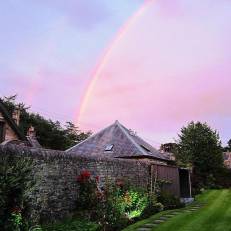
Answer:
[
  {"left": 0, "top": 121, "right": 5, "bottom": 143},
  {"left": 179, "top": 169, "right": 190, "bottom": 198}
]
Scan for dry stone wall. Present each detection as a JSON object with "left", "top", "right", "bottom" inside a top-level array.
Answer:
[{"left": 0, "top": 144, "right": 151, "bottom": 223}]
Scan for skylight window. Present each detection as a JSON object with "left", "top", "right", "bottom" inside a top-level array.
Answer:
[{"left": 104, "top": 144, "right": 114, "bottom": 151}]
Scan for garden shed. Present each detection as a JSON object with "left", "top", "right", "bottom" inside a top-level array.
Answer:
[{"left": 67, "top": 120, "right": 192, "bottom": 199}]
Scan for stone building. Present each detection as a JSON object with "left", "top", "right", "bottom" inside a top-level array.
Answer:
[
  {"left": 224, "top": 152, "right": 231, "bottom": 169},
  {"left": 0, "top": 99, "right": 41, "bottom": 147}
]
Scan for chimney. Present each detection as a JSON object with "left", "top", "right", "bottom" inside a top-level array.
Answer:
[
  {"left": 27, "top": 126, "right": 36, "bottom": 138},
  {"left": 12, "top": 109, "right": 21, "bottom": 126},
  {"left": 26, "top": 126, "right": 41, "bottom": 148}
]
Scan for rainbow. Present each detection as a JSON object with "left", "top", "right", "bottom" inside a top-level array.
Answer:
[{"left": 75, "top": 0, "right": 154, "bottom": 126}]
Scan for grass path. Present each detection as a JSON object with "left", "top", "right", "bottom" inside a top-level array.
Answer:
[{"left": 123, "top": 189, "right": 231, "bottom": 231}]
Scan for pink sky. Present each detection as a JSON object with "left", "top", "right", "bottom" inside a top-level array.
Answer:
[{"left": 78, "top": 0, "right": 231, "bottom": 146}]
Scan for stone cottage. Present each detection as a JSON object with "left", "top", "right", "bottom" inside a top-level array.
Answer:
[
  {"left": 67, "top": 120, "right": 192, "bottom": 199},
  {"left": 0, "top": 99, "right": 41, "bottom": 147}
]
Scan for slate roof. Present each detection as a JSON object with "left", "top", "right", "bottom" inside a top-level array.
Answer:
[{"left": 66, "top": 120, "right": 170, "bottom": 162}]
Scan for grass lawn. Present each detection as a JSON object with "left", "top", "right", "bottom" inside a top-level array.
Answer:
[{"left": 123, "top": 189, "right": 231, "bottom": 231}]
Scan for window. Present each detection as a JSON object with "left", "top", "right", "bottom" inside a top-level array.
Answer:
[
  {"left": 104, "top": 144, "right": 114, "bottom": 152},
  {"left": 0, "top": 121, "right": 5, "bottom": 143}
]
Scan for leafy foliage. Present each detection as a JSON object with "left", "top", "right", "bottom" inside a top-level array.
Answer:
[
  {"left": 222, "top": 139, "right": 231, "bottom": 152},
  {"left": 42, "top": 218, "right": 100, "bottom": 231},
  {"left": 2, "top": 95, "right": 91, "bottom": 150},
  {"left": 0, "top": 153, "right": 35, "bottom": 230},
  {"left": 95, "top": 182, "right": 149, "bottom": 230},
  {"left": 176, "top": 121, "right": 224, "bottom": 190},
  {"left": 75, "top": 172, "right": 167, "bottom": 230},
  {"left": 140, "top": 193, "right": 163, "bottom": 218},
  {"left": 158, "top": 192, "right": 184, "bottom": 210}
]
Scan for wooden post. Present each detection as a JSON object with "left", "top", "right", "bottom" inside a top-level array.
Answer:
[
  {"left": 188, "top": 169, "right": 192, "bottom": 198},
  {"left": 150, "top": 165, "right": 153, "bottom": 193},
  {"left": 153, "top": 166, "right": 158, "bottom": 194}
]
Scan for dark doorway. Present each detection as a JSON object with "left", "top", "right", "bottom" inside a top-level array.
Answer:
[
  {"left": 179, "top": 169, "right": 191, "bottom": 198},
  {"left": 0, "top": 121, "right": 5, "bottom": 143}
]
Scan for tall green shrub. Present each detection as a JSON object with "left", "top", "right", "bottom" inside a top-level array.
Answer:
[
  {"left": 0, "top": 153, "right": 35, "bottom": 230},
  {"left": 176, "top": 121, "right": 224, "bottom": 191}
]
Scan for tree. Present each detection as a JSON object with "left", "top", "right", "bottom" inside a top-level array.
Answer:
[
  {"left": 1, "top": 95, "right": 91, "bottom": 150},
  {"left": 228, "top": 139, "right": 231, "bottom": 150},
  {"left": 176, "top": 121, "right": 224, "bottom": 190},
  {"left": 221, "top": 139, "right": 231, "bottom": 152}
]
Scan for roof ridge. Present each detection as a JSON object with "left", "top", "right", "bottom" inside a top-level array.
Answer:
[{"left": 116, "top": 121, "right": 147, "bottom": 156}]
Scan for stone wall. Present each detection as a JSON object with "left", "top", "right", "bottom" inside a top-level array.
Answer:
[
  {"left": 0, "top": 144, "right": 152, "bottom": 223},
  {"left": 0, "top": 144, "right": 182, "bottom": 223}
]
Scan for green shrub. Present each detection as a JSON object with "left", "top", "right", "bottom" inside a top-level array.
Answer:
[
  {"left": 141, "top": 193, "right": 163, "bottom": 218},
  {"left": 76, "top": 173, "right": 168, "bottom": 230},
  {"left": 113, "top": 187, "right": 148, "bottom": 219},
  {"left": 42, "top": 218, "right": 100, "bottom": 231},
  {"left": 158, "top": 192, "right": 184, "bottom": 210},
  {"left": 0, "top": 154, "right": 35, "bottom": 230},
  {"left": 95, "top": 182, "right": 150, "bottom": 230}
]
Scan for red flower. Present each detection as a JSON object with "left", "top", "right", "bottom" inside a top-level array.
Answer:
[
  {"left": 76, "top": 170, "right": 91, "bottom": 183},
  {"left": 81, "top": 170, "right": 91, "bottom": 179},
  {"left": 95, "top": 176, "right": 99, "bottom": 182}
]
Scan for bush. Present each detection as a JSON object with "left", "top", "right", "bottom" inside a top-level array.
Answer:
[
  {"left": 215, "top": 168, "right": 231, "bottom": 188},
  {"left": 0, "top": 154, "right": 35, "bottom": 230},
  {"left": 76, "top": 174, "right": 152, "bottom": 230},
  {"left": 76, "top": 173, "right": 174, "bottom": 230},
  {"left": 42, "top": 218, "right": 100, "bottom": 231},
  {"left": 141, "top": 193, "right": 163, "bottom": 218},
  {"left": 158, "top": 192, "right": 184, "bottom": 210},
  {"left": 99, "top": 184, "right": 148, "bottom": 229}
]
